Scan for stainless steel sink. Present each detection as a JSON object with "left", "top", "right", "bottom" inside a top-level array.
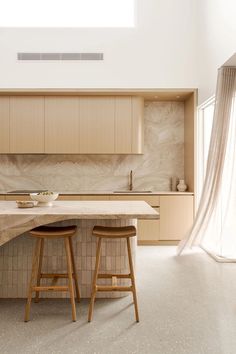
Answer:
[{"left": 113, "top": 190, "right": 152, "bottom": 194}]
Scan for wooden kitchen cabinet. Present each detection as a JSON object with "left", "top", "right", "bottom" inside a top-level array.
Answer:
[
  {"left": 9, "top": 96, "right": 44, "bottom": 153},
  {"left": 159, "top": 196, "right": 194, "bottom": 240},
  {"left": 112, "top": 194, "right": 194, "bottom": 242},
  {"left": 0, "top": 94, "right": 144, "bottom": 154},
  {"left": 115, "top": 97, "right": 132, "bottom": 153},
  {"left": 57, "top": 195, "right": 82, "bottom": 201},
  {"left": 138, "top": 208, "right": 160, "bottom": 244},
  {"left": 5, "top": 195, "right": 30, "bottom": 201},
  {"left": 131, "top": 97, "right": 144, "bottom": 154},
  {"left": 79, "top": 96, "right": 143, "bottom": 154},
  {"left": 79, "top": 97, "right": 115, "bottom": 153},
  {"left": 0, "top": 97, "right": 10, "bottom": 153},
  {"left": 45, "top": 96, "right": 79, "bottom": 153},
  {"left": 111, "top": 195, "right": 160, "bottom": 244},
  {"left": 114, "top": 97, "right": 143, "bottom": 153},
  {"left": 0, "top": 196, "right": 5, "bottom": 200}
]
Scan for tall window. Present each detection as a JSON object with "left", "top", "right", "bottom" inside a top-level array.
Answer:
[
  {"left": 196, "top": 97, "right": 215, "bottom": 205},
  {"left": 0, "top": 0, "right": 135, "bottom": 27}
]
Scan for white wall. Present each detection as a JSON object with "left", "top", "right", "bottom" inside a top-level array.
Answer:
[
  {"left": 0, "top": 0, "right": 198, "bottom": 89},
  {"left": 0, "top": 0, "right": 235, "bottom": 103},
  {"left": 197, "top": 0, "right": 236, "bottom": 104}
]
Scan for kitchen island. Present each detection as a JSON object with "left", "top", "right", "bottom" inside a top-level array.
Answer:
[{"left": 0, "top": 200, "right": 158, "bottom": 298}]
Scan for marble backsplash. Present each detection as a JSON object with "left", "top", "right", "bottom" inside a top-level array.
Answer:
[{"left": 0, "top": 102, "right": 184, "bottom": 192}]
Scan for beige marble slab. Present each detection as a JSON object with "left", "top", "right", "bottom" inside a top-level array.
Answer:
[{"left": 0, "top": 201, "right": 158, "bottom": 247}]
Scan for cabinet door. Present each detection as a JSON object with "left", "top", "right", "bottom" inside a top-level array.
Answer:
[
  {"left": 79, "top": 97, "right": 115, "bottom": 153},
  {"left": 0, "top": 97, "right": 10, "bottom": 153},
  {"left": 132, "top": 97, "right": 144, "bottom": 153},
  {"left": 0, "top": 196, "right": 5, "bottom": 200},
  {"left": 10, "top": 96, "right": 44, "bottom": 153},
  {"left": 5, "top": 195, "right": 30, "bottom": 201},
  {"left": 115, "top": 97, "right": 132, "bottom": 153},
  {"left": 45, "top": 96, "right": 79, "bottom": 153},
  {"left": 138, "top": 207, "right": 160, "bottom": 242},
  {"left": 160, "top": 196, "right": 194, "bottom": 240}
]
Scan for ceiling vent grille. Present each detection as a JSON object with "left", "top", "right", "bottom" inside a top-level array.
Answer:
[{"left": 17, "top": 52, "right": 104, "bottom": 61}]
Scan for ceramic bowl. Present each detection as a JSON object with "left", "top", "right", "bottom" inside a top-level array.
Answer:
[{"left": 30, "top": 192, "right": 59, "bottom": 206}]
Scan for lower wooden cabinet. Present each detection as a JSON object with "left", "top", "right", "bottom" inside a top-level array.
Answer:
[
  {"left": 57, "top": 195, "right": 82, "bottom": 201},
  {"left": 117, "top": 195, "right": 194, "bottom": 243},
  {"left": 138, "top": 207, "right": 160, "bottom": 244},
  {"left": 5, "top": 195, "right": 30, "bottom": 201},
  {"left": 159, "top": 196, "right": 194, "bottom": 241}
]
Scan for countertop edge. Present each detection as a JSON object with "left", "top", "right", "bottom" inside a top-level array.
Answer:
[{"left": 0, "top": 191, "right": 194, "bottom": 196}]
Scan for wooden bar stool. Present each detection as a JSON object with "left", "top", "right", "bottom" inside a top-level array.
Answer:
[
  {"left": 24, "top": 225, "right": 80, "bottom": 322},
  {"left": 88, "top": 225, "right": 139, "bottom": 322}
]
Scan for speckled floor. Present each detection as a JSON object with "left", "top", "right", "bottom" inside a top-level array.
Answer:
[{"left": 1, "top": 246, "right": 236, "bottom": 354}]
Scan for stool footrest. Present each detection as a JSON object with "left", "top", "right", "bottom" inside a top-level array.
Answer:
[
  {"left": 97, "top": 273, "right": 131, "bottom": 279},
  {"left": 33, "top": 286, "right": 69, "bottom": 292},
  {"left": 40, "top": 273, "right": 74, "bottom": 279},
  {"left": 96, "top": 285, "right": 133, "bottom": 292}
]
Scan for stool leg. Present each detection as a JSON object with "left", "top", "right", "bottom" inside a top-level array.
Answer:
[
  {"left": 69, "top": 236, "right": 80, "bottom": 303},
  {"left": 88, "top": 237, "right": 102, "bottom": 322},
  {"left": 126, "top": 237, "right": 139, "bottom": 322},
  {"left": 35, "top": 238, "right": 44, "bottom": 303},
  {"left": 24, "top": 238, "right": 41, "bottom": 322},
  {"left": 64, "top": 237, "right": 76, "bottom": 322}
]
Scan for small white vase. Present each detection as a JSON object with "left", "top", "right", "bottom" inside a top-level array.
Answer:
[{"left": 177, "top": 179, "right": 187, "bottom": 192}]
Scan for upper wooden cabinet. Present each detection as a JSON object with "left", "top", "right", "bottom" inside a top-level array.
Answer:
[
  {"left": 45, "top": 96, "right": 80, "bottom": 153},
  {"left": 115, "top": 97, "right": 132, "bottom": 153},
  {"left": 131, "top": 97, "right": 144, "bottom": 154},
  {"left": 79, "top": 97, "right": 115, "bottom": 153},
  {"left": 115, "top": 97, "right": 143, "bottom": 153},
  {"left": 79, "top": 96, "right": 143, "bottom": 154},
  {"left": 0, "top": 97, "right": 10, "bottom": 153},
  {"left": 0, "top": 95, "right": 144, "bottom": 154},
  {"left": 9, "top": 96, "right": 44, "bottom": 153}
]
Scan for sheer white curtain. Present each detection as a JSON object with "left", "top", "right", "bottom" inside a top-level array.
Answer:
[{"left": 178, "top": 66, "right": 236, "bottom": 261}]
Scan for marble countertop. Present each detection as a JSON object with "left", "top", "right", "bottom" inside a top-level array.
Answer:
[
  {"left": 0, "top": 200, "right": 159, "bottom": 246},
  {"left": 0, "top": 200, "right": 159, "bottom": 219},
  {"left": 0, "top": 190, "right": 194, "bottom": 196}
]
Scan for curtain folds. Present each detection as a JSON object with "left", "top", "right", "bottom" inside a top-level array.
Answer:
[{"left": 178, "top": 67, "right": 236, "bottom": 261}]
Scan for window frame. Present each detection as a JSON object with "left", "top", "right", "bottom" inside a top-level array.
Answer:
[{"left": 196, "top": 96, "right": 215, "bottom": 207}]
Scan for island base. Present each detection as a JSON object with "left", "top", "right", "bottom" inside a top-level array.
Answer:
[{"left": 0, "top": 219, "right": 137, "bottom": 299}]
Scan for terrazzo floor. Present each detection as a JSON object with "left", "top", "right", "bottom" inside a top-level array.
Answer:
[{"left": 1, "top": 246, "right": 236, "bottom": 354}]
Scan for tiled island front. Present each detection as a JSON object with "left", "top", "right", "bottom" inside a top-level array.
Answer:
[{"left": 0, "top": 201, "right": 158, "bottom": 298}]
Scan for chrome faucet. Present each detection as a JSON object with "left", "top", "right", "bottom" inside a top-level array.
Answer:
[{"left": 129, "top": 170, "right": 133, "bottom": 191}]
